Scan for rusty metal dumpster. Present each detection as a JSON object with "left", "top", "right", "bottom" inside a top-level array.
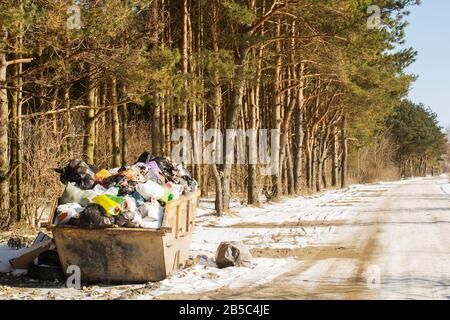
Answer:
[{"left": 47, "top": 190, "right": 201, "bottom": 284}]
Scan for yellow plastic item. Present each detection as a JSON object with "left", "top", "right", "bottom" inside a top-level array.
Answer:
[
  {"left": 93, "top": 195, "right": 121, "bottom": 216},
  {"left": 95, "top": 169, "right": 111, "bottom": 180}
]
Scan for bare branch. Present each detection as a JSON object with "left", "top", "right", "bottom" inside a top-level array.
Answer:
[
  {"left": 246, "top": 1, "right": 287, "bottom": 36},
  {"left": 6, "top": 58, "right": 33, "bottom": 66}
]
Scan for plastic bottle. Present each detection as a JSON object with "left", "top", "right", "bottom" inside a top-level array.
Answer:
[
  {"left": 166, "top": 182, "right": 184, "bottom": 199},
  {"left": 159, "top": 187, "right": 174, "bottom": 204},
  {"left": 131, "top": 191, "right": 145, "bottom": 207}
]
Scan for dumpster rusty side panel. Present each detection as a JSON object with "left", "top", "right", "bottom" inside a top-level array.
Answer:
[
  {"left": 53, "top": 228, "right": 166, "bottom": 283},
  {"left": 48, "top": 190, "right": 201, "bottom": 284}
]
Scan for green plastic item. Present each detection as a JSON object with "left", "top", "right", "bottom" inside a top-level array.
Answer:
[{"left": 159, "top": 188, "right": 174, "bottom": 204}]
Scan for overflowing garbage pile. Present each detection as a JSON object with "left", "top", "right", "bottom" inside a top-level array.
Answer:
[{"left": 53, "top": 152, "right": 198, "bottom": 229}]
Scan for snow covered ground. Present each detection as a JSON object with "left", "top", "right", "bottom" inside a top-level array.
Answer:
[
  {"left": 0, "top": 177, "right": 436, "bottom": 300},
  {"left": 0, "top": 245, "right": 26, "bottom": 274}
]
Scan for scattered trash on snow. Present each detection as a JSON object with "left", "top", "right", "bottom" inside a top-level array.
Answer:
[{"left": 215, "top": 241, "right": 253, "bottom": 269}]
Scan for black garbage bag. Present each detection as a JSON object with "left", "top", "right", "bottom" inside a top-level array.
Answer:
[
  {"left": 135, "top": 151, "right": 156, "bottom": 164},
  {"left": 28, "top": 249, "right": 64, "bottom": 282},
  {"left": 104, "top": 174, "right": 128, "bottom": 188},
  {"left": 215, "top": 241, "right": 253, "bottom": 269},
  {"left": 135, "top": 151, "right": 199, "bottom": 193},
  {"left": 153, "top": 157, "right": 176, "bottom": 177},
  {"left": 117, "top": 180, "right": 138, "bottom": 196},
  {"left": 155, "top": 157, "right": 198, "bottom": 190},
  {"left": 73, "top": 204, "right": 115, "bottom": 229},
  {"left": 54, "top": 159, "right": 97, "bottom": 190},
  {"left": 37, "top": 249, "right": 61, "bottom": 267},
  {"left": 180, "top": 173, "right": 199, "bottom": 192},
  {"left": 114, "top": 211, "right": 139, "bottom": 228},
  {"left": 169, "top": 164, "right": 198, "bottom": 192}
]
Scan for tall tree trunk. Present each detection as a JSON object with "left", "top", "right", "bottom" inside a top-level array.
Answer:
[
  {"left": 305, "top": 131, "right": 313, "bottom": 191},
  {"left": 15, "top": 62, "right": 24, "bottom": 223},
  {"left": 160, "top": 93, "right": 166, "bottom": 155},
  {"left": 331, "top": 126, "right": 339, "bottom": 187},
  {"left": 340, "top": 114, "right": 348, "bottom": 188},
  {"left": 311, "top": 138, "right": 316, "bottom": 191},
  {"left": 315, "top": 146, "right": 322, "bottom": 192},
  {"left": 150, "top": 0, "right": 162, "bottom": 156},
  {"left": 110, "top": 77, "right": 121, "bottom": 167},
  {"left": 179, "top": 0, "right": 189, "bottom": 130},
  {"left": 120, "top": 86, "right": 128, "bottom": 165},
  {"left": 152, "top": 98, "right": 162, "bottom": 155},
  {"left": 222, "top": 54, "right": 246, "bottom": 212},
  {"left": 10, "top": 64, "right": 18, "bottom": 221},
  {"left": 286, "top": 139, "right": 295, "bottom": 195},
  {"left": 11, "top": 46, "right": 24, "bottom": 222},
  {"left": 63, "top": 67, "right": 72, "bottom": 157},
  {"left": 247, "top": 84, "right": 259, "bottom": 206},
  {"left": 0, "top": 39, "right": 10, "bottom": 228},
  {"left": 271, "top": 19, "right": 282, "bottom": 200},
  {"left": 293, "top": 81, "right": 304, "bottom": 194},
  {"left": 210, "top": 1, "right": 224, "bottom": 215},
  {"left": 83, "top": 71, "right": 96, "bottom": 164},
  {"left": 247, "top": 1, "right": 264, "bottom": 206},
  {"left": 322, "top": 157, "right": 328, "bottom": 189}
]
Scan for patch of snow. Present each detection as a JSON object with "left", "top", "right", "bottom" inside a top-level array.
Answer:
[
  {"left": 196, "top": 182, "right": 397, "bottom": 228},
  {"left": 0, "top": 244, "right": 26, "bottom": 273},
  {"left": 189, "top": 180, "right": 407, "bottom": 259},
  {"left": 439, "top": 183, "right": 450, "bottom": 195},
  {"left": 11, "top": 269, "right": 28, "bottom": 276},
  {"left": 140, "top": 257, "right": 299, "bottom": 298},
  {"left": 191, "top": 225, "right": 335, "bottom": 255}
]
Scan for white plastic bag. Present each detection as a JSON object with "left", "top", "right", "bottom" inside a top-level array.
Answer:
[
  {"left": 105, "top": 187, "right": 119, "bottom": 196},
  {"left": 56, "top": 203, "right": 83, "bottom": 225},
  {"left": 142, "top": 218, "right": 163, "bottom": 229},
  {"left": 135, "top": 181, "right": 165, "bottom": 200},
  {"left": 92, "top": 184, "right": 107, "bottom": 194},
  {"left": 122, "top": 196, "right": 137, "bottom": 212},
  {"left": 131, "top": 211, "right": 163, "bottom": 229},
  {"left": 139, "top": 202, "right": 164, "bottom": 222},
  {"left": 166, "top": 182, "right": 184, "bottom": 199},
  {"left": 60, "top": 183, "right": 98, "bottom": 207}
]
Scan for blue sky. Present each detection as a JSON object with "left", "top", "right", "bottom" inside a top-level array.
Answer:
[{"left": 402, "top": 0, "right": 450, "bottom": 128}]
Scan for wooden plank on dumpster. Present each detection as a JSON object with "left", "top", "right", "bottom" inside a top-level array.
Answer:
[
  {"left": 186, "top": 199, "right": 191, "bottom": 232},
  {"left": 47, "top": 198, "right": 58, "bottom": 230},
  {"left": 175, "top": 205, "right": 180, "bottom": 239}
]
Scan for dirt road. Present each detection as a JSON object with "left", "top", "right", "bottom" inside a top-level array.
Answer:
[{"left": 164, "top": 177, "right": 450, "bottom": 300}]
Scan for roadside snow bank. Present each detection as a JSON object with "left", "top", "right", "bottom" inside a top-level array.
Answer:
[
  {"left": 190, "top": 181, "right": 402, "bottom": 258},
  {"left": 196, "top": 182, "right": 402, "bottom": 228}
]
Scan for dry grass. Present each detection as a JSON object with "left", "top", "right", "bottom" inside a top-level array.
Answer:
[{"left": 349, "top": 134, "right": 400, "bottom": 184}]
